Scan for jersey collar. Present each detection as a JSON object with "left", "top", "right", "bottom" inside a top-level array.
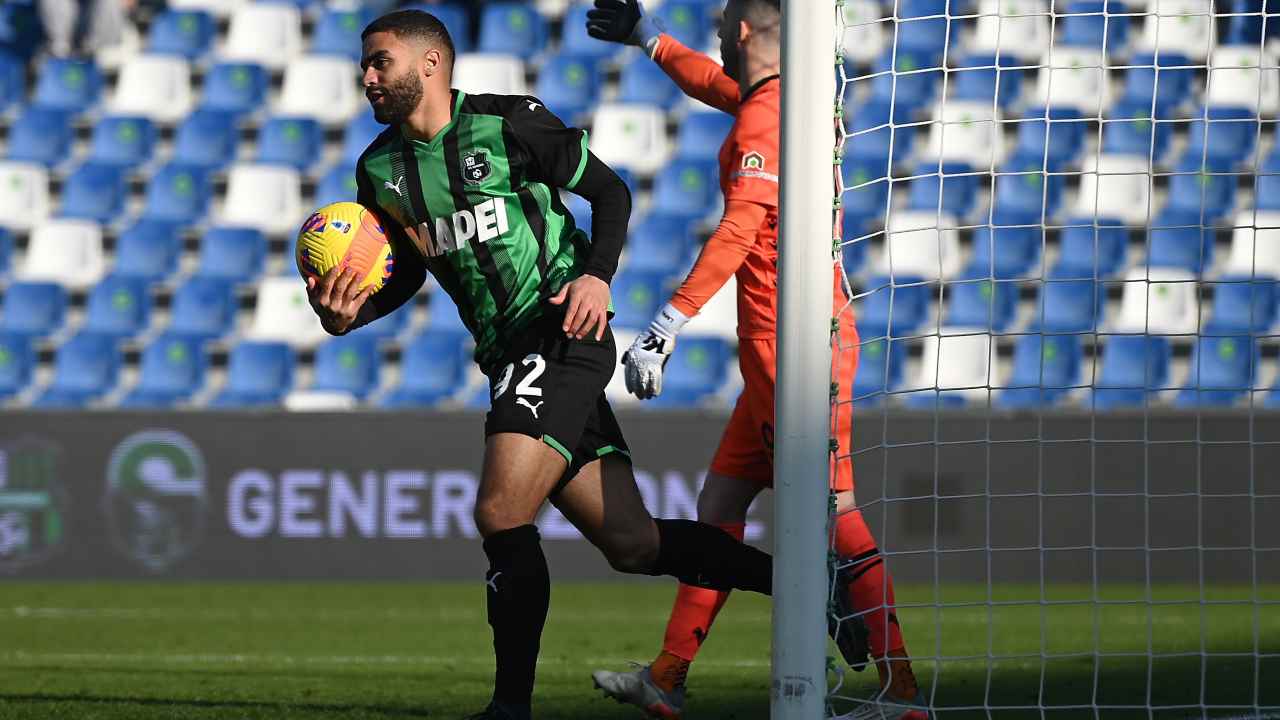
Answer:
[
  {"left": 401, "top": 89, "right": 467, "bottom": 150},
  {"left": 742, "top": 74, "right": 780, "bottom": 102}
]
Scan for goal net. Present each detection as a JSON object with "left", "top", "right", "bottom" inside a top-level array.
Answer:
[{"left": 807, "top": 0, "right": 1280, "bottom": 716}]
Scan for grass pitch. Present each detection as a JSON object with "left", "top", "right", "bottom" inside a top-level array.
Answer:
[{"left": 0, "top": 582, "right": 1276, "bottom": 719}]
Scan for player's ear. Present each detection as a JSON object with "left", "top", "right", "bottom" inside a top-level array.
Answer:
[
  {"left": 737, "top": 19, "right": 752, "bottom": 46},
  {"left": 421, "top": 46, "right": 442, "bottom": 78}
]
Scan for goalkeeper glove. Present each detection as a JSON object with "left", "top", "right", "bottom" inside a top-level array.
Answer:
[
  {"left": 586, "top": 0, "right": 663, "bottom": 55},
  {"left": 622, "top": 303, "right": 689, "bottom": 400}
]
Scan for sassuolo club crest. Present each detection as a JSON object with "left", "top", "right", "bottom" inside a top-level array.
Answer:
[{"left": 462, "top": 150, "right": 491, "bottom": 185}]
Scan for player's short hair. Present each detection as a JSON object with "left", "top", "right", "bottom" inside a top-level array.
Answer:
[
  {"left": 362, "top": 10, "right": 456, "bottom": 66},
  {"left": 731, "top": 0, "right": 781, "bottom": 34}
]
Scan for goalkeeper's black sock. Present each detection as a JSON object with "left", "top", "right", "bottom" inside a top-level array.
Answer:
[
  {"left": 483, "top": 524, "right": 550, "bottom": 710},
  {"left": 650, "top": 519, "right": 773, "bottom": 595}
]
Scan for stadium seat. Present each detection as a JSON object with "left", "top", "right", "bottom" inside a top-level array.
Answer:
[
  {"left": 902, "top": 329, "right": 997, "bottom": 407},
  {"left": 143, "top": 164, "right": 211, "bottom": 225},
  {"left": 881, "top": 211, "right": 963, "bottom": 280},
  {"left": 893, "top": 0, "right": 950, "bottom": 58},
  {"left": 220, "top": 164, "right": 304, "bottom": 235},
  {"left": 1119, "top": 52, "right": 1195, "bottom": 113},
  {"left": 34, "top": 332, "right": 121, "bottom": 408},
  {"left": 675, "top": 112, "right": 735, "bottom": 161},
  {"left": 996, "top": 333, "right": 1083, "bottom": 408},
  {"left": 1136, "top": 0, "right": 1215, "bottom": 60},
  {"left": 1205, "top": 45, "right": 1279, "bottom": 115},
  {"left": 0, "top": 2, "right": 43, "bottom": 59},
  {"left": 82, "top": 275, "right": 151, "bottom": 338},
  {"left": 991, "top": 154, "right": 1066, "bottom": 219},
  {"left": 312, "top": 335, "right": 380, "bottom": 400},
  {"left": 617, "top": 53, "right": 682, "bottom": 108},
  {"left": 969, "top": 215, "right": 1043, "bottom": 279},
  {"left": 852, "top": 335, "right": 905, "bottom": 403},
  {"left": 905, "top": 162, "right": 981, "bottom": 219},
  {"left": 971, "top": 0, "right": 1052, "bottom": 60},
  {"left": 535, "top": 53, "right": 603, "bottom": 121},
  {"left": 0, "top": 282, "right": 66, "bottom": 338},
  {"left": 650, "top": 160, "right": 719, "bottom": 221},
  {"left": 147, "top": 8, "right": 215, "bottom": 59},
  {"left": 0, "top": 332, "right": 33, "bottom": 399},
  {"left": 58, "top": 163, "right": 126, "bottom": 224},
  {"left": 220, "top": 3, "right": 303, "bottom": 70},
  {"left": 1090, "top": 334, "right": 1171, "bottom": 409},
  {"left": 924, "top": 100, "right": 1002, "bottom": 169},
  {"left": 1176, "top": 334, "right": 1257, "bottom": 406},
  {"left": 1033, "top": 48, "right": 1110, "bottom": 116},
  {"left": 856, "top": 275, "right": 933, "bottom": 338},
  {"left": 1255, "top": 165, "right": 1280, "bottom": 211},
  {"left": 944, "top": 276, "right": 1017, "bottom": 331},
  {"left": 310, "top": 8, "right": 368, "bottom": 61},
  {"left": 427, "top": 283, "right": 468, "bottom": 334},
  {"left": 452, "top": 54, "right": 528, "bottom": 96},
  {"left": 563, "top": 192, "right": 591, "bottom": 233},
  {"left": 839, "top": 0, "right": 887, "bottom": 65},
  {"left": 1114, "top": 267, "right": 1200, "bottom": 334},
  {"left": 171, "top": 109, "right": 240, "bottom": 170},
  {"left": 658, "top": 1, "right": 713, "bottom": 47},
  {"left": 1100, "top": 101, "right": 1173, "bottom": 160},
  {"left": 1146, "top": 213, "right": 1216, "bottom": 273},
  {"left": 342, "top": 112, "right": 384, "bottom": 164},
  {"left": 590, "top": 104, "right": 672, "bottom": 175},
  {"left": 1223, "top": 210, "right": 1280, "bottom": 277},
  {"left": 649, "top": 336, "right": 731, "bottom": 407},
  {"left": 315, "top": 164, "right": 358, "bottom": 207},
  {"left": 1012, "top": 106, "right": 1086, "bottom": 170},
  {"left": 1073, "top": 154, "right": 1157, "bottom": 225},
  {"left": 611, "top": 270, "right": 672, "bottom": 330},
  {"left": 168, "top": 0, "right": 247, "bottom": 19},
  {"left": 199, "top": 62, "right": 269, "bottom": 116},
  {"left": 32, "top": 57, "right": 102, "bottom": 113},
  {"left": 88, "top": 116, "right": 157, "bottom": 169},
  {"left": 276, "top": 55, "right": 361, "bottom": 125},
  {"left": 255, "top": 116, "right": 323, "bottom": 171},
  {"left": 841, "top": 156, "right": 891, "bottom": 230},
  {"left": 195, "top": 226, "right": 266, "bottom": 281},
  {"left": 109, "top": 55, "right": 194, "bottom": 122},
  {"left": 120, "top": 334, "right": 207, "bottom": 407},
  {"left": 6, "top": 106, "right": 73, "bottom": 167},
  {"left": 1205, "top": 276, "right": 1278, "bottom": 333},
  {"left": 477, "top": 2, "right": 548, "bottom": 58},
  {"left": 1054, "top": 218, "right": 1130, "bottom": 278},
  {"left": 1222, "top": 0, "right": 1271, "bottom": 43},
  {"left": 845, "top": 100, "right": 916, "bottom": 176},
  {"left": 0, "top": 227, "right": 10, "bottom": 276},
  {"left": 0, "top": 52, "right": 24, "bottom": 112},
  {"left": 167, "top": 276, "right": 236, "bottom": 340},
  {"left": 19, "top": 219, "right": 106, "bottom": 289},
  {"left": 1059, "top": 0, "right": 1130, "bottom": 52},
  {"left": 624, "top": 213, "right": 697, "bottom": 272},
  {"left": 1033, "top": 276, "right": 1103, "bottom": 332},
  {"left": 950, "top": 54, "right": 1024, "bottom": 109},
  {"left": 869, "top": 48, "right": 942, "bottom": 116},
  {"left": 113, "top": 220, "right": 182, "bottom": 281},
  {"left": 560, "top": 2, "right": 619, "bottom": 59},
  {"left": 348, "top": 299, "right": 413, "bottom": 340},
  {"left": 1184, "top": 106, "right": 1259, "bottom": 167},
  {"left": 247, "top": 276, "right": 327, "bottom": 348},
  {"left": 210, "top": 341, "right": 295, "bottom": 407},
  {"left": 402, "top": 2, "right": 472, "bottom": 53},
  {"left": 380, "top": 330, "right": 470, "bottom": 407}
]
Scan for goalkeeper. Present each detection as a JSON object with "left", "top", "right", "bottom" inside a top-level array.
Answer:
[{"left": 587, "top": 1, "right": 927, "bottom": 718}]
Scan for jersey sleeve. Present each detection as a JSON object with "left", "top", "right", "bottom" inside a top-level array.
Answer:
[
  {"left": 668, "top": 199, "right": 770, "bottom": 318},
  {"left": 504, "top": 96, "right": 591, "bottom": 191},
  {"left": 722, "top": 102, "right": 780, "bottom": 208},
  {"left": 651, "top": 34, "right": 740, "bottom": 115}
]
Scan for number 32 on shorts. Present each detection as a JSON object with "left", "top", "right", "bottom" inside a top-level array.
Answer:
[{"left": 494, "top": 354, "right": 546, "bottom": 419}]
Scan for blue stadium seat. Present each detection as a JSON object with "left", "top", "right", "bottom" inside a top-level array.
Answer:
[
  {"left": 33, "top": 332, "right": 121, "bottom": 407},
  {"left": 625, "top": 214, "right": 697, "bottom": 272},
  {"left": 1224, "top": 0, "right": 1271, "bottom": 43},
  {"left": 1090, "top": 334, "right": 1171, "bottom": 409},
  {"left": 196, "top": 227, "right": 266, "bottom": 281},
  {"left": 650, "top": 159, "right": 719, "bottom": 221},
  {"left": 1255, "top": 169, "right": 1280, "bottom": 211},
  {"left": 113, "top": 220, "right": 182, "bottom": 282},
  {"left": 349, "top": 300, "right": 413, "bottom": 339},
  {"left": 991, "top": 154, "right": 1066, "bottom": 220},
  {"left": 0, "top": 52, "right": 24, "bottom": 112},
  {"left": 1054, "top": 218, "right": 1130, "bottom": 278},
  {"left": 944, "top": 276, "right": 1017, "bottom": 331},
  {"left": 427, "top": 284, "right": 468, "bottom": 334},
  {"left": 210, "top": 342, "right": 294, "bottom": 408},
  {"left": 168, "top": 277, "right": 236, "bottom": 341},
  {"left": 842, "top": 229, "right": 868, "bottom": 276},
  {"left": 906, "top": 162, "right": 980, "bottom": 218},
  {"left": 1101, "top": 100, "right": 1173, "bottom": 159},
  {"left": 856, "top": 275, "right": 932, "bottom": 338},
  {"left": 200, "top": 62, "right": 269, "bottom": 117},
  {"left": 312, "top": 335, "right": 380, "bottom": 399},
  {"left": 1176, "top": 334, "right": 1257, "bottom": 406},
  {"left": 0, "top": 227, "right": 10, "bottom": 276},
  {"left": 563, "top": 193, "right": 591, "bottom": 232},
  {"left": 968, "top": 218, "right": 1042, "bottom": 279},
  {"left": 88, "top": 116, "right": 157, "bottom": 169},
  {"left": 1033, "top": 276, "right": 1103, "bottom": 332},
  {"left": 1162, "top": 156, "right": 1236, "bottom": 225},
  {"left": 0, "top": 332, "right": 33, "bottom": 399},
  {"left": 654, "top": 1, "right": 711, "bottom": 48},
  {"left": 1119, "top": 52, "right": 1194, "bottom": 113},
  {"left": 647, "top": 336, "right": 730, "bottom": 406},
  {"left": 1013, "top": 106, "right": 1086, "bottom": 170},
  {"left": 380, "top": 330, "right": 470, "bottom": 407},
  {"left": 6, "top": 106, "right": 72, "bottom": 166},
  {"left": 120, "top": 334, "right": 207, "bottom": 407},
  {"left": 1185, "top": 106, "right": 1259, "bottom": 167},
  {"left": 33, "top": 57, "right": 101, "bottom": 113},
  {"left": 171, "top": 109, "right": 240, "bottom": 170},
  {"left": 1059, "top": 0, "right": 1130, "bottom": 52},
  {"left": 675, "top": 113, "right": 734, "bottom": 161},
  {"left": 611, "top": 270, "right": 672, "bottom": 329},
  {"left": 951, "top": 54, "right": 1023, "bottom": 109},
  {"left": 535, "top": 53, "right": 602, "bottom": 121},
  {"left": 0, "top": 3, "right": 43, "bottom": 60},
  {"left": 311, "top": 8, "right": 369, "bottom": 61},
  {"left": 143, "top": 164, "right": 211, "bottom": 225},
  {"left": 560, "top": 2, "right": 619, "bottom": 59},
  {"left": 869, "top": 48, "right": 942, "bottom": 116},
  {"left": 1146, "top": 213, "right": 1216, "bottom": 273},
  {"left": 1206, "top": 277, "right": 1278, "bottom": 333},
  {"left": 1, "top": 282, "right": 66, "bottom": 338},
  {"left": 997, "top": 334, "right": 1083, "bottom": 408},
  {"left": 841, "top": 156, "right": 890, "bottom": 233},
  {"left": 894, "top": 0, "right": 950, "bottom": 58},
  {"left": 315, "top": 164, "right": 358, "bottom": 207},
  {"left": 477, "top": 2, "right": 548, "bottom": 58},
  {"left": 852, "top": 336, "right": 905, "bottom": 404},
  {"left": 147, "top": 9, "right": 215, "bottom": 59},
  {"left": 845, "top": 100, "right": 915, "bottom": 175},
  {"left": 58, "top": 163, "right": 126, "bottom": 223},
  {"left": 256, "top": 116, "right": 323, "bottom": 171},
  {"left": 402, "top": 3, "right": 472, "bottom": 53},
  {"left": 83, "top": 276, "right": 151, "bottom": 338},
  {"left": 617, "top": 53, "right": 683, "bottom": 108},
  {"left": 342, "top": 112, "right": 385, "bottom": 164}
]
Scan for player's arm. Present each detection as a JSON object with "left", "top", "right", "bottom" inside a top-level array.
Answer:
[{"left": 587, "top": 0, "right": 740, "bottom": 114}]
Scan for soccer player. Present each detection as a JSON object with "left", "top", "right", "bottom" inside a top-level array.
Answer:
[
  {"left": 585, "top": 1, "right": 928, "bottom": 718},
  {"left": 305, "top": 10, "right": 777, "bottom": 720}
]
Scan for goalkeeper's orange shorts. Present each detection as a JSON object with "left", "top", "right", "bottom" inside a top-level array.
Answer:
[{"left": 708, "top": 319, "right": 859, "bottom": 491}]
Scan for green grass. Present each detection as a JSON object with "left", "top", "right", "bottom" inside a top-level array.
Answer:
[{"left": 0, "top": 582, "right": 1276, "bottom": 719}]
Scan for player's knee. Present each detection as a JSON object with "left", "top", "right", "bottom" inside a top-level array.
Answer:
[
  {"left": 473, "top": 498, "right": 524, "bottom": 538},
  {"left": 602, "top": 532, "right": 659, "bottom": 574}
]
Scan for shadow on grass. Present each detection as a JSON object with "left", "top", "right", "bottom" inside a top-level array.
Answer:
[{"left": 0, "top": 692, "right": 432, "bottom": 718}]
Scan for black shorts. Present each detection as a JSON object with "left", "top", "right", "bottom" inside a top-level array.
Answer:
[{"left": 482, "top": 311, "right": 631, "bottom": 488}]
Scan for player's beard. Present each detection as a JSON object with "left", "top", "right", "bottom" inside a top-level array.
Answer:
[{"left": 371, "top": 70, "right": 423, "bottom": 126}]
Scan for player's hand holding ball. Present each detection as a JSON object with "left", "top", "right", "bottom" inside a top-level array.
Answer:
[
  {"left": 296, "top": 202, "right": 394, "bottom": 335},
  {"left": 622, "top": 303, "right": 689, "bottom": 399}
]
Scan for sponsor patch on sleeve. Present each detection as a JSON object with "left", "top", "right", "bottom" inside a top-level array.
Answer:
[{"left": 732, "top": 151, "right": 778, "bottom": 183}]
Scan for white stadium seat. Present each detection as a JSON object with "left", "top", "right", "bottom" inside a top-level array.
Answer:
[
  {"left": 248, "top": 277, "right": 329, "bottom": 348},
  {"left": 453, "top": 54, "right": 529, "bottom": 97},
  {"left": 905, "top": 329, "right": 999, "bottom": 401},
  {"left": 220, "top": 165, "right": 305, "bottom": 236},
  {"left": 590, "top": 103, "right": 672, "bottom": 175},
  {"left": 1138, "top": 0, "right": 1215, "bottom": 60},
  {"left": 971, "top": 0, "right": 1052, "bottom": 61},
  {"left": 880, "top": 211, "right": 963, "bottom": 280},
  {"left": 220, "top": 3, "right": 303, "bottom": 70},
  {"left": 277, "top": 55, "right": 361, "bottom": 126},
  {"left": 284, "top": 391, "right": 358, "bottom": 411},
  {"left": 924, "top": 100, "right": 1003, "bottom": 169},
  {"left": 168, "top": 0, "right": 246, "bottom": 18},
  {"left": 840, "top": 0, "right": 887, "bottom": 65},
  {"left": 1206, "top": 46, "right": 1280, "bottom": 115},
  {"left": 1074, "top": 154, "right": 1158, "bottom": 225},
  {"left": 0, "top": 162, "right": 51, "bottom": 232},
  {"left": 19, "top": 220, "right": 106, "bottom": 289},
  {"left": 1225, "top": 210, "right": 1280, "bottom": 277},
  {"left": 535, "top": 0, "right": 572, "bottom": 17},
  {"left": 109, "top": 55, "right": 194, "bottom": 122},
  {"left": 1033, "top": 48, "right": 1111, "bottom": 115},
  {"left": 1114, "top": 267, "right": 1200, "bottom": 334},
  {"left": 682, "top": 275, "right": 739, "bottom": 340}
]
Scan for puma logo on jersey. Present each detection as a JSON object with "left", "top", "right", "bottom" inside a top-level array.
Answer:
[
  {"left": 527, "top": 101, "right": 541, "bottom": 112},
  {"left": 516, "top": 397, "right": 543, "bottom": 419},
  {"left": 426, "top": 197, "right": 510, "bottom": 257},
  {"left": 385, "top": 176, "right": 404, "bottom": 197},
  {"left": 486, "top": 571, "right": 502, "bottom": 592}
]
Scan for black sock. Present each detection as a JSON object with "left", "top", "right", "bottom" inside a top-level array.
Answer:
[
  {"left": 483, "top": 524, "right": 550, "bottom": 709},
  {"left": 650, "top": 519, "right": 773, "bottom": 595}
]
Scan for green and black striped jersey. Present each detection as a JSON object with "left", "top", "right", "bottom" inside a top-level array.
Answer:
[{"left": 356, "top": 90, "right": 592, "bottom": 368}]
